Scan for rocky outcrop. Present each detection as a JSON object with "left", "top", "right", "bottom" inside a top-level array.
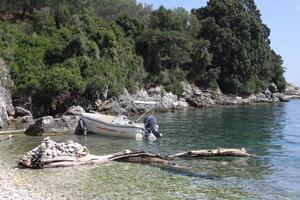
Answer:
[
  {"left": 0, "top": 58, "right": 14, "bottom": 128},
  {"left": 14, "top": 106, "right": 33, "bottom": 123},
  {"left": 183, "top": 83, "right": 289, "bottom": 108},
  {"left": 268, "top": 83, "right": 279, "bottom": 93},
  {"left": 284, "top": 83, "right": 300, "bottom": 99},
  {"left": 96, "top": 87, "right": 189, "bottom": 115},
  {"left": 94, "top": 82, "right": 292, "bottom": 115},
  {"left": 25, "top": 115, "right": 80, "bottom": 136},
  {"left": 15, "top": 106, "right": 32, "bottom": 117},
  {"left": 64, "top": 105, "right": 85, "bottom": 116}
]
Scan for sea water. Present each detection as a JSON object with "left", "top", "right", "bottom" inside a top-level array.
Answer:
[{"left": 1, "top": 100, "right": 300, "bottom": 199}]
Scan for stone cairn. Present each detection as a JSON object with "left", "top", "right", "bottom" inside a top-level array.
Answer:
[{"left": 19, "top": 137, "right": 89, "bottom": 168}]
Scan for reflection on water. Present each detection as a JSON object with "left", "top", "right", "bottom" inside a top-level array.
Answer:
[{"left": 1, "top": 100, "right": 300, "bottom": 199}]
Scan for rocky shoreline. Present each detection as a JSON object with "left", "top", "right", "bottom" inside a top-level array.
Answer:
[
  {"left": 1, "top": 52, "right": 299, "bottom": 134},
  {"left": 1, "top": 79, "right": 300, "bottom": 135},
  {"left": 1, "top": 57, "right": 300, "bottom": 134}
]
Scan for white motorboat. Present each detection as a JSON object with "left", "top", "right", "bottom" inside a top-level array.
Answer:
[{"left": 79, "top": 101, "right": 162, "bottom": 140}]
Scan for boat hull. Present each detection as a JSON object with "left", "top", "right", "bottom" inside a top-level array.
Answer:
[{"left": 81, "top": 114, "right": 145, "bottom": 139}]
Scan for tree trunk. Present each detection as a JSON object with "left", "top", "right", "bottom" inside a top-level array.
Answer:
[{"left": 19, "top": 138, "right": 252, "bottom": 169}]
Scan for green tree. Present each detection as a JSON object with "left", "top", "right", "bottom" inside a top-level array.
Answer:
[{"left": 192, "top": 0, "right": 285, "bottom": 94}]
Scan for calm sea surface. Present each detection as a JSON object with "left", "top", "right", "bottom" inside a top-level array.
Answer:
[{"left": 1, "top": 100, "right": 300, "bottom": 199}]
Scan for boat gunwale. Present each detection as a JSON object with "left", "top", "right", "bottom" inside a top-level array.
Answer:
[{"left": 81, "top": 114, "right": 145, "bottom": 130}]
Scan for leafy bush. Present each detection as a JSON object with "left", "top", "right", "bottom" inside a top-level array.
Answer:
[{"left": 0, "top": 0, "right": 287, "bottom": 116}]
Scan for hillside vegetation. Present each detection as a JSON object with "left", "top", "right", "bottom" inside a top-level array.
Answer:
[{"left": 0, "top": 0, "right": 286, "bottom": 116}]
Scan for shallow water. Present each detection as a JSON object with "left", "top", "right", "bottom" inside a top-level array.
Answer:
[{"left": 1, "top": 100, "right": 300, "bottom": 199}]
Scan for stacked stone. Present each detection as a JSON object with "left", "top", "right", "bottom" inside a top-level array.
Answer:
[{"left": 19, "top": 137, "right": 89, "bottom": 168}]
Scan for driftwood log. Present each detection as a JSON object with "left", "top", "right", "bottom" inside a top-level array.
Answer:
[{"left": 19, "top": 137, "right": 251, "bottom": 169}]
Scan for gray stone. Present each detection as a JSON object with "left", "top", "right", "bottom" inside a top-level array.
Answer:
[
  {"left": 14, "top": 106, "right": 32, "bottom": 117},
  {"left": 160, "top": 92, "right": 178, "bottom": 110},
  {"left": 21, "top": 115, "right": 33, "bottom": 123},
  {"left": 181, "top": 82, "right": 193, "bottom": 96},
  {"left": 64, "top": 105, "right": 85, "bottom": 116},
  {"left": 0, "top": 117, "right": 4, "bottom": 128},
  {"left": 285, "top": 83, "right": 300, "bottom": 95},
  {"left": 25, "top": 115, "right": 80, "bottom": 136},
  {"left": 186, "top": 92, "right": 215, "bottom": 107},
  {"left": 246, "top": 94, "right": 258, "bottom": 102},
  {"left": 264, "top": 89, "right": 272, "bottom": 99},
  {"left": 0, "top": 103, "right": 9, "bottom": 128},
  {"left": 148, "top": 86, "right": 163, "bottom": 96},
  {"left": 268, "top": 83, "right": 278, "bottom": 93},
  {"left": 0, "top": 58, "right": 14, "bottom": 128},
  {"left": 272, "top": 93, "right": 281, "bottom": 98},
  {"left": 279, "top": 94, "right": 289, "bottom": 102},
  {"left": 284, "top": 83, "right": 300, "bottom": 99},
  {"left": 193, "top": 88, "right": 203, "bottom": 96}
]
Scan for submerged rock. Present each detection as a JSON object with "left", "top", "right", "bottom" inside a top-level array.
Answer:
[{"left": 25, "top": 115, "right": 80, "bottom": 136}]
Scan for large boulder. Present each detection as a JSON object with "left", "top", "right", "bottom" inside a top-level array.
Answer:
[
  {"left": 25, "top": 115, "right": 80, "bottom": 136},
  {"left": 264, "top": 89, "right": 272, "bottom": 99},
  {"left": 273, "top": 93, "right": 289, "bottom": 102},
  {"left": 159, "top": 92, "right": 178, "bottom": 110},
  {"left": 268, "top": 83, "right": 279, "bottom": 93},
  {"left": 117, "top": 87, "right": 181, "bottom": 112},
  {"left": 0, "top": 58, "right": 14, "bottom": 128},
  {"left": 0, "top": 117, "right": 4, "bottom": 128},
  {"left": 0, "top": 102, "right": 9, "bottom": 128},
  {"left": 14, "top": 106, "right": 32, "bottom": 117},
  {"left": 173, "top": 99, "right": 190, "bottom": 109},
  {"left": 284, "top": 83, "right": 300, "bottom": 99},
  {"left": 285, "top": 83, "right": 300, "bottom": 95},
  {"left": 255, "top": 93, "right": 269, "bottom": 102},
  {"left": 148, "top": 86, "right": 163, "bottom": 96},
  {"left": 216, "top": 95, "right": 243, "bottom": 105},
  {"left": 13, "top": 106, "right": 33, "bottom": 123},
  {"left": 64, "top": 105, "right": 85, "bottom": 116},
  {"left": 186, "top": 92, "right": 215, "bottom": 107}
]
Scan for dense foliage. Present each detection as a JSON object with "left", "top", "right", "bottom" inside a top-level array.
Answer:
[
  {"left": 0, "top": 0, "right": 286, "bottom": 116},
  {"left": 192, "top": 0, "right": 285, "bottom": 93}
]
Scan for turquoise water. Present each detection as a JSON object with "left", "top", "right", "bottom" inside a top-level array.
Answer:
[{"left": 1, "top": 100, "right": 300, "bottom": 199}]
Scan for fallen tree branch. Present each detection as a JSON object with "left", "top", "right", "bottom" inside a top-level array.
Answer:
[
  {"left": 19, "top": 138, "right": 252, "bottom": 169},
  {"left": 0, "top": 129, "right": 25, "bottom": 135},
  {"left": 168, "top": 148, "right": 251, "bottom": 158}
]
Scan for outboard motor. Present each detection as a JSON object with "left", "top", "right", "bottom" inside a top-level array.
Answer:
[{"left": 143, "top": 115, "right": 162, "bottom": 139}]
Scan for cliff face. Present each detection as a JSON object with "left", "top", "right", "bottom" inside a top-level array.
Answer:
[{"left": 0, "top": 58, "right": 14, "bottom": 128}]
